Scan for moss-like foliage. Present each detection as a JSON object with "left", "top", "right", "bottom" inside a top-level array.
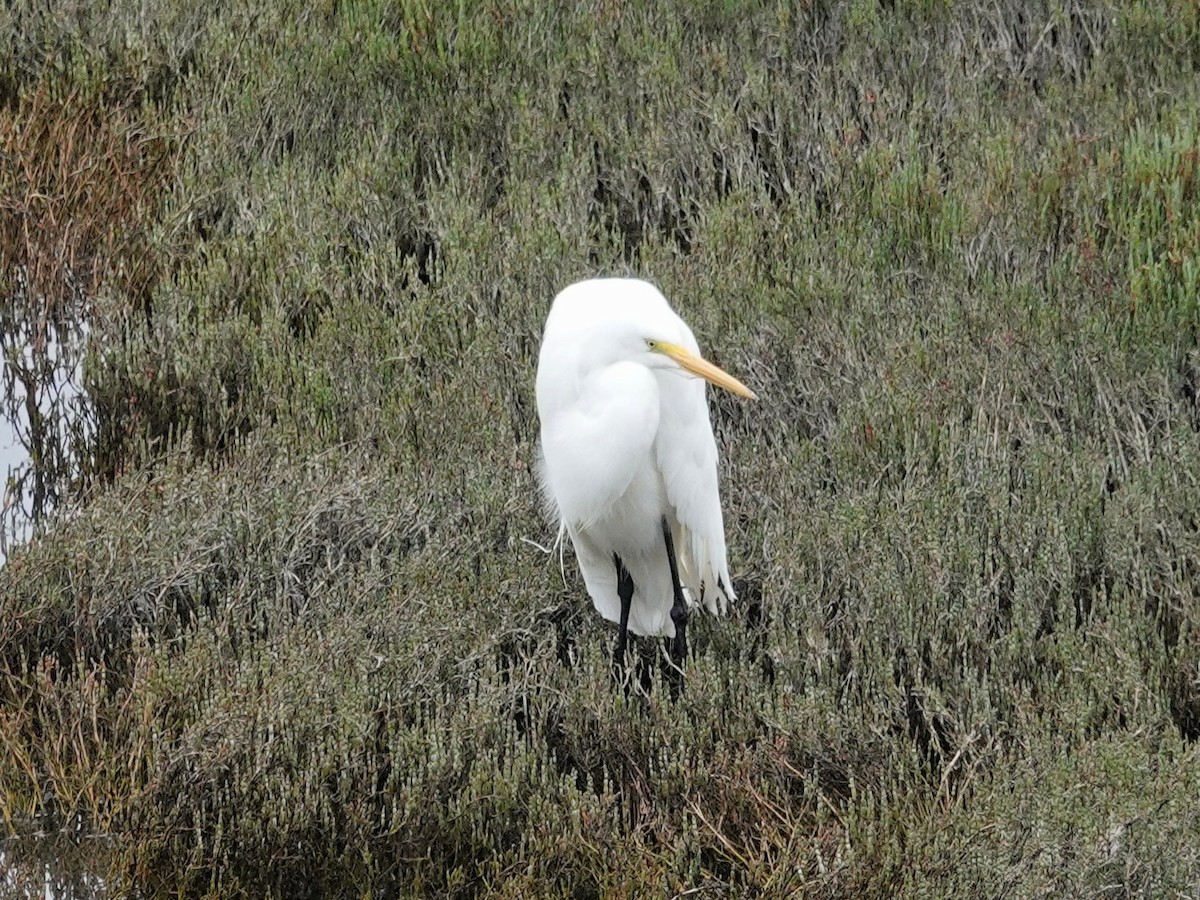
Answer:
[{"left": 2, "top": 0, "right": 1199, "bottom": 896}]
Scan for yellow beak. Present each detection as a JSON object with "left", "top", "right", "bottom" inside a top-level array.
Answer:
[{"left": 658, "top": 342, "right": 758, "bottom": 400}]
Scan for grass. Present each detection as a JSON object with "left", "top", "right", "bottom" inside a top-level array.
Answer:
[{"left": 2, "top": 0, "right": 1200, "bottom": 895}]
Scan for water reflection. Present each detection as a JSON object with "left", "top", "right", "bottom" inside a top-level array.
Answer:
[
  {"left": 0, "top": 321, "right": 90, "bottom": 566},
  {"left": 0, "top": 836, "right": 108, "bottom": 899}
]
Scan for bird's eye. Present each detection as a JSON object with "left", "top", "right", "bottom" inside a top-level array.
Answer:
[{"left": 646, "top": 339, "right": 658, "bottom": 350}]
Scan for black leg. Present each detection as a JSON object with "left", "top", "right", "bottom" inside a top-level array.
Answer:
[
  {"left": 661, "top": 517, "right": 688, "bottom": 693},
  {"left": 612, "top": 553, "right": 634, "bottom": 676}
]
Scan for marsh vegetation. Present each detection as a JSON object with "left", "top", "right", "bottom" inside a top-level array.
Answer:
[{"left": 2, "top": 0, "right": 1199, "bottom": 895}]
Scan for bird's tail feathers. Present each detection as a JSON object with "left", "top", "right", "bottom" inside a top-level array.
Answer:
[{"left": 678, "top": 528, "right": 734, "bottom": 615}]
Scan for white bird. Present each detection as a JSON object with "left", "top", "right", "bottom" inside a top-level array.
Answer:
[{"left": 535, "top": 278, "right": 756, "bottom": 679}]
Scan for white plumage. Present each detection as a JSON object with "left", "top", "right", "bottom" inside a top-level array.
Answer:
[{"left": 535, "top": 278, "right": 755, "bottom": 644}]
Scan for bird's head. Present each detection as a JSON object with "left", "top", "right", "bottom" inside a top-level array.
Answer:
[
  {"left": 541, "top": 278, "right": 759, "bottom": 401},
  {"left": 642, "top": 337, "right": 757, "bottom": 400}
]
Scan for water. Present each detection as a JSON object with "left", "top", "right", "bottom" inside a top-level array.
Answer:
[
  {"left": 0, "top": 398, "right": 33, "bottom": 565},
  {"left": 0, "top": 842, "right": 108, "bottom": 899},
  {"left": 0, "top": 322, "right": 89, "bottom": 567}
]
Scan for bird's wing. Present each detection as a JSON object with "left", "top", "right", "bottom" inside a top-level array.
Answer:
[
  {"left": 654, "top": 365, "right": 735, "bottom": 614},
  {"left": 537, "top": 361, "right": 660, "bottom": 530}
]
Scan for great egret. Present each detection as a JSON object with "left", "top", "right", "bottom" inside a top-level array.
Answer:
[{"left": 535, "top": 278, "right": 756, "bottom": 682}]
